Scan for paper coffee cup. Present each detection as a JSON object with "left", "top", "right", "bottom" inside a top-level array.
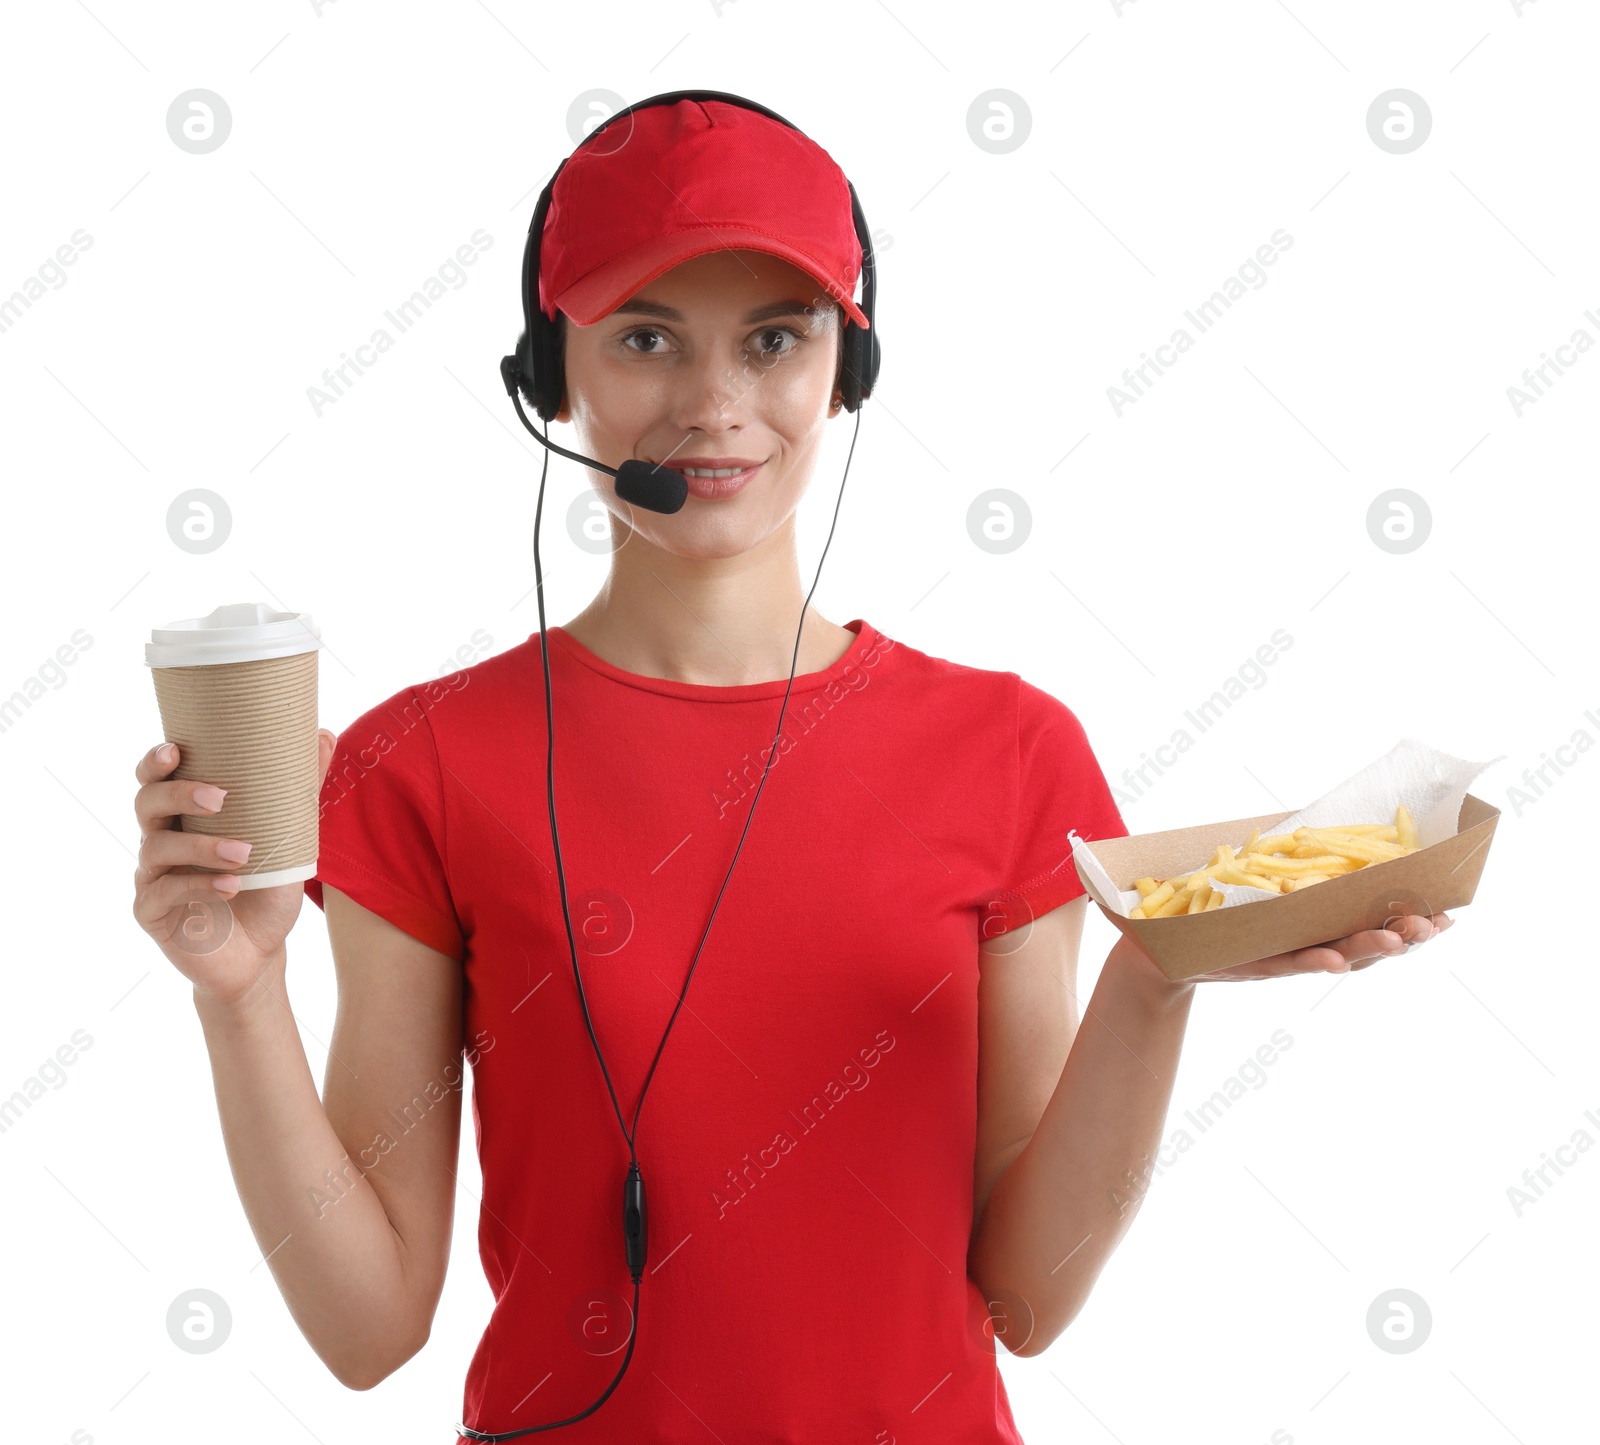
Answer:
[{"left": 144, "top": 602, "right": 322, "bottom": 890}]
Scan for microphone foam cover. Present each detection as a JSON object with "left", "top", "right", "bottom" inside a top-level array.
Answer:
[{"left": 614, "top": 460, "right": 689, "bottom": 514}]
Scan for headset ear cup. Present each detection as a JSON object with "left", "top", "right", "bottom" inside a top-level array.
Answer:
[
  {"left": 510, "top": 328, "right": 538, "bottom": 413},
  {"left": 839, "top": 322, "right": 868, "bottom": 412},
  {"left": 534, "top": 309, "right": 565, "bottom": 421}
]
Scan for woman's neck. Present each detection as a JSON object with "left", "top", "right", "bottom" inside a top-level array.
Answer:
[{"left": 558, "top": 519, "right": 854, "bottom": 687}]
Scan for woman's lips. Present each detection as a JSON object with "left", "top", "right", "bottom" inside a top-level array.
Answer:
[{"left": 668, "top": 461, "right": 764, "bottom": 500}]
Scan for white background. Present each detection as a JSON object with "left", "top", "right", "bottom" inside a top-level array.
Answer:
[{"left": 1, "top": 1, "right": 1593, "bottom": 1442}]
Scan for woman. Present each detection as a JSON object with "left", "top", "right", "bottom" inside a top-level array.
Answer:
[{"left": 131, "top": 95, "right": 1452, "bottom": 1442}]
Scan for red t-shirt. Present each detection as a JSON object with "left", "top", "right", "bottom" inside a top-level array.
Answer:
[{"left": 305, "top": 618, "right": 1127, "bottom": 1442}]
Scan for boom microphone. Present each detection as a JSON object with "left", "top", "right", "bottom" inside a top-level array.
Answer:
[{"left": 500, "top": 352, "right": 689, "bottom": 515}]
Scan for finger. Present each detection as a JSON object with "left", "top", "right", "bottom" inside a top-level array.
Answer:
[
  {"left": 135, "top": 741, "right": 181, "bottom": 786},
  {"left": 1388, "top": 914, "right": 1449, "bottom": 951},
  {"left": 1347, "top": 927, "right": 1410, "bottom": 957},
  {"left": 132, "top": 864, "right": 241, "bottom": 931},
  {"left": 1304, "top": 946, "right": 1354, "bottom": 974},
  {"left": 134, "top": 776, "right": 228, "bottom": 836},
  {"left": 1300, "top": 930, "right": 1403, "bottom": 973},
  {"left": 317, "top": 728, "right": 336, "bottom": 785},
  {"left": 1223, "top": 946, "right": 1345, "bottom": 979},
  {"left": 1320, "top": 919, "right": 1448, "bottom": 971},
  {"left": 1389, "top": 914, "right": 1437, "bottom": 944},
  {"left": 138, "top": 826, "right": 252, "bottom": 880},
  {"left": 1400, "top": 912, "right": 1454, "bottom": 953}
]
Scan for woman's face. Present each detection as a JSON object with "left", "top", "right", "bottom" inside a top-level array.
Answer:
[{"left": 555, "top": 248, "right": 845, "bottom": 559}]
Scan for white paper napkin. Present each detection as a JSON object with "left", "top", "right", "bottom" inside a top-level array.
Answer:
[{"left": 1069, "top": 737, "right": 1504, "bottom": 917}]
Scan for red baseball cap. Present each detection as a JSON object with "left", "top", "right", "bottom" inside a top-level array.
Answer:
[{"left": 538, "top": 98, "right": 870, "bottom": 332}]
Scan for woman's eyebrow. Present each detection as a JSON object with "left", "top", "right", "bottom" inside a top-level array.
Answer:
[{"left": 611, "top": 299, "right": 822, "bottom": 323}]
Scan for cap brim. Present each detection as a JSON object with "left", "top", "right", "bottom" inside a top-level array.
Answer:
[{"left": 553, "top": 228, "right": 870, "bottom": 330}]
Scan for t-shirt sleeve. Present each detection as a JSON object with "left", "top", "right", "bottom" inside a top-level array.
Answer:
[
  {"left": 981, "top": 676, "right": 1129, "bottom": 938},
  {"left": 303, "top": 684, "right": 465, "bottom": 959}
]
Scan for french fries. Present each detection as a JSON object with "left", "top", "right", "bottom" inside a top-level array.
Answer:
[{"left": 1128, "top": 804, "right": 1419, "bottom": 918}]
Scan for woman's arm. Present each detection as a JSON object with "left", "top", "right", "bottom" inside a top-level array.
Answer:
[
  {"left": 969, "top": 898, "right": 1446, "bottom": 1356},
  {"left": 193, "top": 885, "right": 464, "bottom": 1389},
  {"left": 968, "top": 917, "right": 1194, "bottom": 1358}
]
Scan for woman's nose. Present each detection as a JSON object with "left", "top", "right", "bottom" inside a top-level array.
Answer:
[{"left": 669, "top": 348, "right": 748, "bottom": 432}]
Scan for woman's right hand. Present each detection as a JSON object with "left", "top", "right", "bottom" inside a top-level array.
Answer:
[{"left": 132, "top": 732, "right": 337, "bottom": 1005}]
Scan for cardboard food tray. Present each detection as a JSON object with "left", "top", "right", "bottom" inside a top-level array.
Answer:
[{"left": 1072, "top": 793, "right": 1500, "bottom": 982}]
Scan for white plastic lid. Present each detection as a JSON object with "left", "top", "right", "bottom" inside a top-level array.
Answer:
[{"left": 145, "top": 602, "right": 323, "bottom": 668}]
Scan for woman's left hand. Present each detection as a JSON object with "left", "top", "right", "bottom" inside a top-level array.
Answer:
[{"left": 1116, "top": 911, "right": 1455, "bottom": 993}]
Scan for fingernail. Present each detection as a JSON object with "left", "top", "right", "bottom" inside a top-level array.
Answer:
[
  {"left": 159, "top": 743, "right": 176, "bottom": 762},
  {"left": 216, "top": 839, "right": 252, "bottom": 864},
  {"left": 212, "top": 875, "right": 241, "bottom": 892},
  {"left": 195, "top": 786, "right": 227, "bottom": 811}
]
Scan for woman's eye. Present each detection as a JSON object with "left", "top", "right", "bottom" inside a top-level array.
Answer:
[
  {"left": 752, "top": 327, "right": 800, "bottom": 358},
  {"left": 622, "top": 328, "right": 668, "bottom": 353}
]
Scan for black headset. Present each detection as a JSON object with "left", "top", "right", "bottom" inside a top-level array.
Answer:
[{"left": 459, "top": 91, "right": 882, "bottom": 1441}]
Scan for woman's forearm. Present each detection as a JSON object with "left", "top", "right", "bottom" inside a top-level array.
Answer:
[
  {"left": 192, "top": 950, "right": 418, "bottom": 1389},
  {"left": 968, "top": 942, "right": 1195, "bottom": 1356}
]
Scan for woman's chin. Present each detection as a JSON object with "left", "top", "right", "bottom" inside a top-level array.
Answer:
[{"left": 664, "top": 535, "right": 761, "bottom": 563}]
